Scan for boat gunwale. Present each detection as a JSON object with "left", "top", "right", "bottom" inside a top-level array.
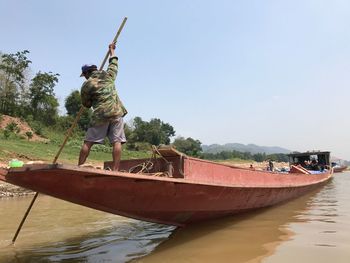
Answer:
[{"left": 4, "top": 163, "right": 333, "bottom": 189}]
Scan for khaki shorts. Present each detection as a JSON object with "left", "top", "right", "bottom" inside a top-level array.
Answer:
[{"left": 85, "top": 117, "right": 126, "bottom": 144}]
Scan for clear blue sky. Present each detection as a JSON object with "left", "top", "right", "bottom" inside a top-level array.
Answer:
[{"left": 1, "top": 0, "right": 350, "bottom": 160}]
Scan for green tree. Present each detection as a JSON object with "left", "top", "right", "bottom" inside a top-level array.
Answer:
[
  {"left": 64, "top": 90, "right": 92, "bottom": 130},
  {"left": 253, "top": 153, "right": 266, "bottom": 162},
  {"left": 130, "top": 117, "right": 175, "bottom": 146},
  {"left": 147, "top": 118, "right": 175, "bottom": 145},
  {"left": 65, "top": 90, "right": 81, "bottom": 116},
  {"left": 265, "top": 153, "right": 288, "bottom": 162},
  {"left": 29, "top": 71, "right": 59, "bottom": 125},
  {"left": 172, "top": 137, "right": 202, "bottom": 157},
  {"left": 0, "top": 50, "right": 31, "bottom": 116}
]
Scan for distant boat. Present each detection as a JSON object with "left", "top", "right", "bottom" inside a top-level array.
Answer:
[
  {"left": 333, "top": 165, "right": 348, "bottom": 173},
  {"left": 0, "top": 147, "right": 333, "bottom": 226},
  {"left": 330, "top": 161, "right": 348, "bottom": 173}
]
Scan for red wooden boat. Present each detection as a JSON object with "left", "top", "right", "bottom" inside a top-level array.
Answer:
[{"left": 0, "top": 147, "right": 333, "bottom": 226}]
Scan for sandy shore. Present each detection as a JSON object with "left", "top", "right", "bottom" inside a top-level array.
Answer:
[
  {"left": 0, "top": 161, "right": 35, "bottom": 198},
  {"left": 0, "top": 181, "right": 35, "bottom": 197}
]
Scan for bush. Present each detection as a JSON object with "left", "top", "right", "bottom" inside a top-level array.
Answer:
[
  {"left": 25, "top": 118, "right": 49, "bottom": 137},
  {"left": 30, "top": 122, "right": 43, "bottom": 136},
  {"left": 54, "top": 115, "right": 75, "bottom": 132},
  {"left": 3, "top": 129, "right": 11, "bottom": 139},
  {"left": 25, "top": 131, "right": 33, "bottom": 140},
  {"left": 66, "top": 139, "right": 82, "bottom": 148},
  {"left": 126, "top": 141, "right": 151, "bottom": 151},
  {"left": 91, "top": 144, "right": 112, "bottom": 153},
  {"left": 6, "top": 121, "right": 20, "bottom": 133}
]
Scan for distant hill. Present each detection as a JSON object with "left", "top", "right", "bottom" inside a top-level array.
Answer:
[{"left": 202, "top": 143, "right": 291, "bottom": 155}]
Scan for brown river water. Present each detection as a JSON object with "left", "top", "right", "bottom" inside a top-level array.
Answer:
[{"left": 0, "top": 171, "right": 349, "bottom": 263}]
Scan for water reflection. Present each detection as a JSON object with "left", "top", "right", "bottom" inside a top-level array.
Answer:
[
  {"left": 265, "top": 172, "right": 350, "bottom": 263},
  {"left": 296, "top": 180, "right": 338, "bottom": 224},
  {"left": 2, "top": 220, "right": 174, "bottom": 262},
  {"left": 136, "top": 175, "right": 350, "bottom": 263},
  {"left": 20, "top": 222, "right": 174, "bottom": 262},
  {"left": 0, "top": 196, "right": 175, "bottom": 262},
  {"left": 1, "top": 173, "right": 349, "bottom": 263},
  {"left": 135, "top": 187, "right": 327, "bottom": 263}
]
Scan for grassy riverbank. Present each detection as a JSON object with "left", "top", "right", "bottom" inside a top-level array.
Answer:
[
  {"left": 0, "top": 137, "right": 150, "bottom": 166},
  {"left": 0, "top": 138, "right": 151, "bottom": 197},
  {"left": 0, "top": 137, "right": 287, "bottom": 169}
]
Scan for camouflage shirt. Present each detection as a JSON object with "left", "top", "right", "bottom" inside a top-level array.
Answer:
[{"left": 80, "top": 56, "right": 127, "bottom": 126}]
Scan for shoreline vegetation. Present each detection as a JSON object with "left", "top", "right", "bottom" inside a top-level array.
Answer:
[
  {"left": 0, "top": 114, "right": 289, "bottom": 197},
  {"left": 0, "top": 113, "right": 291, "bottom": 198}
]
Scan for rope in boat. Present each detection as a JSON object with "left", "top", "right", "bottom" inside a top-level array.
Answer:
[
  {"left": 128, "top": 160, "right": 154, "bottom": 173},
  {"left": 126, "top": 145, "right": 174, "bottom": 177}
]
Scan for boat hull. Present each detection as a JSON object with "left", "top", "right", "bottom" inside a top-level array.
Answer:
[
  {"left": 0, "top": 160, "right": 332, "bottom": 226},
  {"left": 333, "top": 166, "right": 348, "bottom": 173}
]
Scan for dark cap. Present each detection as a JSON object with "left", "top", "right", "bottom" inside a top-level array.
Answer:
[{"left": 80, "top": 64, "right": 97, "bottom": 77}]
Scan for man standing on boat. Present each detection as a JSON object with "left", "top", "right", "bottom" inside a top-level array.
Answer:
[
  {"left": 269, "top": 159, "right": 274, "bottom": 172},
  {"left": 78, "top": 43, "right": 127, "bottom": 171}
]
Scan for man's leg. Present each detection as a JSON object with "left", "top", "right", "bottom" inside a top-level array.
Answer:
[
  {"left": 108, "top": 117, "right": 126, "bottom": 171},
  {"left": 80, "top": 123, "right": 109, "bottom": 166},
  {"left": 78, "top": 141, "right": 94, "bottom": 165},
  {"left": 112, "top": 142, "right": 122, "bottom": 171}
]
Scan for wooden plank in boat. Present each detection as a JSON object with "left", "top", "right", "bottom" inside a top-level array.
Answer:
[{"left": 156, "top": 146, "right": 186, "bottom": 157}]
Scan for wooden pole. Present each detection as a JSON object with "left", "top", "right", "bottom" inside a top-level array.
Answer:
[
  {"left": 11, "top": 192, "right": 39, "bottom": 243},
  {"left": 11, "top": 17, "right": 128, "bottom": 244},
  {"left": 99, "top": 17, "right": 127, "bottom": 71},
  {"left": 52, "top": 106, "right": 85, "bottom": 164}
]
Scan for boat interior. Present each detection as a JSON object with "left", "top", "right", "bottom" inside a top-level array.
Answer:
[
  {"left": 104, "top": 145, "right": 186, "bottom": 178},
  {"left": 288, "top": 151, "right": 331, "bottom": 174},
  {"left": 103, "top": 147, "right": 334, "bottom": 180}
]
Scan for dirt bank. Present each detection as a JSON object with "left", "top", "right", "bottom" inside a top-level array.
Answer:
[{"left": 0, "top": 114, "right": 48, "bottom": 142}]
